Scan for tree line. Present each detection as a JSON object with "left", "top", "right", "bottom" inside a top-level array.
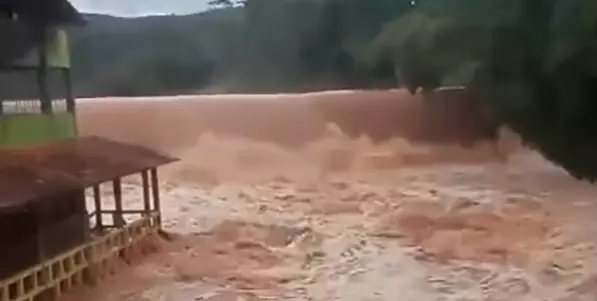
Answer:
[
  {"left": 67, "top": 0, "right": 416, "bottom": 96},
  {"left": 390, "top": 0, "right": 597, "bottom": 181}
]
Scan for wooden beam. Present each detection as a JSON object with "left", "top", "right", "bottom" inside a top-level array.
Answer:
[
  {"left": 64, "top": 68, "right": 75, "bottom": 113},
  {"left": 150, "top": 168, "right": 161, "bottom": 227},
  {"left": 37, "top": 27, "right": 52, "bottom": 115},
  {"left": 113, "top": 178, "right": 124, "bottom": 227},
  {"left": 141, "top": 170, "right": 151, "bottom": 215},
  {"left": 92, "top": 185, "right": 103, "bottom": 231}
]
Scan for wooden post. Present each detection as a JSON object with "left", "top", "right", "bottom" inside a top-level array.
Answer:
[
  {"left": 75, "top": 190, "right": 90, "bottom": 241},
  {"left": 37, "top": 27, "right": 52, "bottom": 115},
  {"left": 150, "top": 168, "right": 161, "bottom": 227},
  {"left": 113, "top": 178, "right": 124, "bottom": 227},
  {"left": 141, "top": 170, "right": 151, "bottom": 215},
  {"left": 92, "top": 185, "right": 103, "bottom": 231},
  {"left": 33, "top": 204, "right": 46, "bottom": 264},
  {"left": 64, "top": 68, "right": 75, "bottom": 113}
]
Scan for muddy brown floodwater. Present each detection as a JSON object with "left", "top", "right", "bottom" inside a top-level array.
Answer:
[{"left": 67, "top": 91, "right": 597, "bottom": 301}]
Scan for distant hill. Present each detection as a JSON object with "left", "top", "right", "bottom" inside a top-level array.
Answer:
[
  {"left": 2, "top": 0, "right": 411, "bottom": 98},
  {"left": 70, "top": 9, "right": 244, "bottom": 96}
]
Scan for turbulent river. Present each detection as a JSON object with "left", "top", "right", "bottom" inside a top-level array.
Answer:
[{"left": 65, "top": 91, "right": 597, "bottom": 301}]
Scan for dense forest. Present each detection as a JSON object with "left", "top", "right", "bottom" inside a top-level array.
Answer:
[
  {"left": 393, "top": 0, "right": 597, "bottom": 181},
  {"left": 68, "top": 0, "right": 417, "bottom": 96}
]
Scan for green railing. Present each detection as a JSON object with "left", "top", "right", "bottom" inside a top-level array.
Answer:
[{"left": 0, "top": 113, "right": 76, "bottom": 147}]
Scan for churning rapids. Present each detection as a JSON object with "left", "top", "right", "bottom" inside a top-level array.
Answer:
[{"left": 64, "top": 90, "right": 597, "bottom": 301}]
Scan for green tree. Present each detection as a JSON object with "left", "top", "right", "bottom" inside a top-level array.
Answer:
[{"left": 378, "top": 0, "right": 597, "bottom": 181}]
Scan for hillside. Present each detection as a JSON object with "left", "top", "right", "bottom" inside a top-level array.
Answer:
[
  {"left": 70, "top": 10, "right": 239, "bottom": 96},
  {"left": 65, "top": 0, "right": 411, "bottom": 97}
]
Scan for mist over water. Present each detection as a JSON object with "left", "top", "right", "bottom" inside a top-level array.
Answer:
[{"left": 77, "top": 89, "right": 517, "bottom": 173}]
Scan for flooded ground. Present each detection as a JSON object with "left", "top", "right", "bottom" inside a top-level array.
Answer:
[{"left": 70, "top": 91, "right": 597, "bottom": 301}]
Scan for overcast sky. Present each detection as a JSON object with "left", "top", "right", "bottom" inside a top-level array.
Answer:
[{"left": 70, "top": 0, "right": 211, "bottom": 17}]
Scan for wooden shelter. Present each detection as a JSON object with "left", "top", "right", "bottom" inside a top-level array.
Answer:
[
  {"left": 0, "top": 1, "right": 179, "bottom": 300},
  {"left": 0, "top": 137, "right": 177, "bottom": 281}
]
